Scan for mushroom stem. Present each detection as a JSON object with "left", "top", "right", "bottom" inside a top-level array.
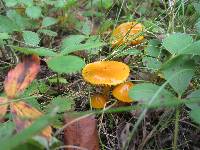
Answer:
[{"left": 102, "top": 86, "right": 110, "bottom": 99}]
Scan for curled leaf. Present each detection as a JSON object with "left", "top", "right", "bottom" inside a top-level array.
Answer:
[
  {"left": 10, "top": 101, "right": 52, "bottom": 140},
  {"left": 4, "top": 55, "right": 40, "bottom": 98},
  {"left": 0, "top": 97, "right": 8, "bottom": 120},
  {"left": 64, "top": 115, "right": 99, "bottom": 150}
]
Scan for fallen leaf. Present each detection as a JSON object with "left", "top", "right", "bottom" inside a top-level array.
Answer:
[
  {"left": 4, "top": 55, "right": 40, "bottom": 98},
  {"left": 0, "top": 97, "right": 8, "bottom": 120},
  {"left": 10, "top": 101, "right": 52, "bottom": 140},
  {"left": 64, "top": 115, "right": 99, "bottom": 150}
]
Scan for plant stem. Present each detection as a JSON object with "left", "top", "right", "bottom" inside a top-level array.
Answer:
[{"left": 173, "top": 107, "right": 180, "bottom": 150}]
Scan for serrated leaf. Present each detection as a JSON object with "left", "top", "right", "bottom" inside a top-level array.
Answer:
[
  {"left": 162, "top": 33, "right": 193, "bottom": 55},
  {"left": 0, "top": 121, "right": 14, "bottom": 140},
  {"left": 42, "top": 17, "right": 58, "bottom": 27},
  {"left": 25, "top": 6, "right": 42, "bottom": 19},
  {"left": 12, "top": 46, "right": 57, "bottom": 56},
  {"left": 61, "top": 41, "right": 105, "bottom": 55},
  {"left": 4, "top": 0, "right": 18, "bottom": 7},
  {"left": 61, "top": 35, "right": 86, "bottom": 51},
  {"left": 161, "top": 55, "right": 195, "bottom": 96},
  {"left": 0, "top": 15, "right": 20, "bottom": 33},
  {"left": 20, "top": 0, "right": 33, "bottom": 6},
  {"left": 81, "top": 19, "right": 92, "bottom": 35},
  {"left": 190, "top": 109, "right": 200, "bottom": 124},
  {"left": 47, "top": 55, "right": 85, "bottom": 74},
  {"left": 129, "top": 83, "right": 177, "bottom": 106},
  {"left": 0, "top": 33, "right": 10, "bottom": 40},
  {"left": 145, "top": 39, "right": 161, "bottom": 57},
  {"left": 7, "top": 10, "right": 32, "bottom": 30},
  {"left": 23, "top": 31, "right": 40, "bottom": 46},
  {"left": 48, "top": 77, "right": 68, "bottom": 84},
  {"left": 47, "top": 97, "right": 74, "bottom": 113},
  {"left": 116, "top": 48, "right": 141, "bottom": 57},
  {"left": 195, "top": 19, "right": 200, "bottom": 34},
  {"left": 142, "top": 56, "right": 162, "bottom": 70},
  {"left": 181, "top": 40, "right": 200, "bottom": 55},
  {"left": 38, "top": 29, "right": 57, "bottom": 37},
  {"left": 193, "top": 2, "right": 200, "bottom": 14},
  {"left": 186, "top": 89, "right": 200, "bottom": 110}
]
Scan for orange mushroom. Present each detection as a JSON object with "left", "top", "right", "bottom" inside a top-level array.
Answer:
[
  {"left": 91, "top": 94, "right": 107, "bottom": 109},
  {"left": 112, "top": 82, "right": 134, "bottom": 103},
  {"left": 82, "top": 61, "right": 130, "bottom": 86},
  {"left": 82, "top": 61, "right": 130, "bottom": 108},
  {"left": 111, "top": 21, "right": 144, "bottom": 47}
]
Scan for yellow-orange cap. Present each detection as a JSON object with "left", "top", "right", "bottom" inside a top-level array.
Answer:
[
  {"left": 82, "top": 61, "right": 130, "bottom": 86},
  {"left": 111, "top": 22, "right": 144, "bottom": 47},
  {"left": 112, "top": 82, "right": 134, "bottom": 103},
  {"left": 91, "top": 95, "right": 107, "bottom": 109}
]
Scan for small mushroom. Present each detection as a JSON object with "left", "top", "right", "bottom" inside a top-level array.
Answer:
[
  {"left": 112, "top": 82, "right": 134, "bottom": 103},
  {"left": 91, "top": 94, "right": 107, "bottom": 109},
  {"left": 111, "top": 21, "right": 144, "bottom": 47},
  {"left": 82, "top": 61, "right": 130, "bottom": 107}
]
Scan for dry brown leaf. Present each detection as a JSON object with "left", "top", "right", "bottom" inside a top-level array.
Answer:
[
  {"left": 10, "top": 101, "right": 52, "bottom": 140},
  {"left": 64, "top": 115, "right": 99, "bottom": 150},
  {"left": 4, "top": 55, "right": 40, "bottom": 98}
]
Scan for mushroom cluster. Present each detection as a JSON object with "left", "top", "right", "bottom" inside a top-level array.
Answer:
[
  {"left": 111, "top": 21, "right": 144, "bottom": 47},
  {"left": 82, "top": 61, "right": 134, "bottom": 108}
]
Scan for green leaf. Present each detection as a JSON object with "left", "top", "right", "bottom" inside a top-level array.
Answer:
[
  {"left": 42, "top": 17, "right": 58, "bottom": 27},
  {"left": 162, "top": 33, "right": 193, "bottom": 55},
  {"left": 7, "top": 10, "right": 32, "bottom": 30},
  {"left": 195, "top": 19, "right": 200, "bottom": 34},
  {"left": 23, "top": 31, "right": 40, "bottom": 46},
  {"left": 181, "top": 40, "right": 200, "bottom": 55},
  {"left": 186, "top": 89, "right": 200, "bottom": 110},
  {"left": 0, "top": 121, "right": 14, "bottom": 140},
  {"left": 0, "top": 15, "right": 20, "bottom": 33},
  {"left": 25, "top": 6, "right": 42, "bottom": 19},
  {"left": 47, "top": 55, "right": 85, "bottom": 74},
  {"left": 20, "top": 0, "right": 33, "bottom": 6},
  {"left": 0, "top": 114, "right": 55, "bottom": 150},
  {"left": 142, "top": 56, "right": 162, "bottom": 70},
  {"left": 47, "top": 96, "right": 74, "bottom": 113},
  {"left": 81, "top": 19, "right": 92, "bottom": 35},
  {"left": 61, "top": 41, "right": 105, "bottom": 55},
  {"left": 61, "top": 35, "right": 86, "bottom": 51},
  {"left": 145, "top": 39, "right": 161, "bottom": 57},
  {"left": 116, "top": 48, "right": 141, "bottom": 57},
  {"left": 193, "top": 2, "right": 200, "bottom": 14},
  {"left": 129, "top": 83, "right": 177, "bottom": 106},
  {"left": 4, "top": 0, "right": 18, "bottom": 7},
  {"left": 48, "top": 77, "right": 68, "bottom": 84},
  {"left": 38, "top": 29, "right": 57, "bottom": 37},
  {"left": 190, "top": 109, "right": 200, "bottom": 124},
  {"left": 97, "top": 0, "right": 113, "bottom": 9},
  {"left": 161, "top": 55, "right": 195, "bottom": 96},
  {"left": 0, "top": 33, "right": 10, "bottom": 40},
  {"left": 12, "top": 46, "right": 57, "bottom": 57}
]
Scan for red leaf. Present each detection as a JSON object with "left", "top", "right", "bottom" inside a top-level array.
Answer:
[
  {"left": 4, "top": 55, "right": 40, "bottom": 98},
  {"left": 0, "top": 97, "right": 8, "bottom": 120},
  {"left": 10, "top": 101, "right": 52, "bottom": 140},
  {"left": 64, "top": 115, "right": 99, "bottom": 150}
]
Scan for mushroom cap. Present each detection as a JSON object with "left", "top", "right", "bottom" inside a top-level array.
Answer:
[
  {"left": 82, "top": 61, "right": 130, "bottom": 86},
  {"left": 111, "top": 21, "right": 144, "bottom": 46},
  {"left": 91, "top": 95, "right": 107, "bottom": 109},
  {"left": 112, "top": 82, "right": 134, "bottom": 103}
]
